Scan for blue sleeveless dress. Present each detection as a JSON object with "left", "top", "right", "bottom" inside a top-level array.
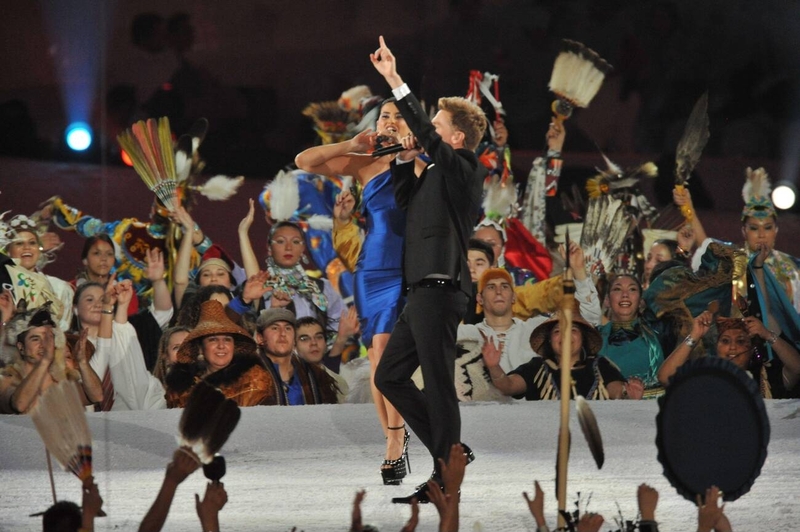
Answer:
[{"left": 353, "top": 170, "right": 406, "bottom": 347}]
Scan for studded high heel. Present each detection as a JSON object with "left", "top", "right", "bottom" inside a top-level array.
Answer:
[{"left": 381, "top": 425, "right": 410, "bottom": 485}]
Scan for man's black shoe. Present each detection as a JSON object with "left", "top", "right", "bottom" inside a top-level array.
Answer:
[
  {"left": 461, "top": 442, "right": 475, "bottom": 465},
  {"left": 391, "top": 478, "right": 441, "bottom": 504}
]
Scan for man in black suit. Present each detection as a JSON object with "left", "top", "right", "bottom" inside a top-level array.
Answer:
[{"left": 371, "top": 36, "right": 488, "bottom": 503}]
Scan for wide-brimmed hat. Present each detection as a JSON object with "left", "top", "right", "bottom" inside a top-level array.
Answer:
[
  {"left": 529, "top": 300, "right": 602, "bottom": 357},
  {"left": 175, "top": 300, "right": 256, "bottom": 364}
]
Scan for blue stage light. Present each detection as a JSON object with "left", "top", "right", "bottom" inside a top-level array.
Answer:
[{"left": 65, "top": 122, "right": 93, "bottom": 151}]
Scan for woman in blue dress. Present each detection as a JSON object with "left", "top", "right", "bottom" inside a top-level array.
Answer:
[{"left": 295, "top": 99, "right": 426, "bottom": 485}]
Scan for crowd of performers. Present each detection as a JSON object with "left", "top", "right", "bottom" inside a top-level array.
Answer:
[{"left": 2, "top": 36, "right": 799, "bottom": 532}]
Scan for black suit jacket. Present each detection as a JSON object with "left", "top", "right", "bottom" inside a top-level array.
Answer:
[{"left": 391, "top": 92, "right": 486, "bottom": 296}]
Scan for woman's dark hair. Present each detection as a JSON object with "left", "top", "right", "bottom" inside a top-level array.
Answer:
[
  {"left": 651, "top": 239, "right": 679, "bottom": 259},
  {"left": 269, "top": 221, "right": 306, "bottom": 241},
  {"left": 175, "top": 285, "right": 232, "bottom": 328},
  {"left": 153, "top": 325, "right": 191, "bottom": 383},
  {"left": 468, "top": 238, "right": 495, "bottom": 266},
  {"left": 80, "top": 234, "right": 115, "bottom": 260},
  {"left": 539, "top": 324, "right": 590, "bottom": 363}
]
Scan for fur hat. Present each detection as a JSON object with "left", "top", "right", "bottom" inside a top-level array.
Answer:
[
  {"left": 256, "top": 308, "right": 296, "bottom": 332},
  {"left": 3, "top": 301, "right": 68, "bottom": 381},
  {"left": 175, "top": 300, "right": 256, "bottom": 364},
  {"left": 528, "top": 300, "right": 602, "bottom": 357}
]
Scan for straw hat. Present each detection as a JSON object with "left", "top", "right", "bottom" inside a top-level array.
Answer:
[
  {"left": 175, "top": 300, "right": 256, "bottom": 364},
  {"left": 529, "top": 300, "right": 603, "bottom": 357}
]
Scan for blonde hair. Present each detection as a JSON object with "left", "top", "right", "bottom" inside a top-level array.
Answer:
[{"left": 438, "top": 97, "right": 488, "bottom": 151}]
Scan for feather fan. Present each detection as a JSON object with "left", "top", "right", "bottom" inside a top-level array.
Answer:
[
  {"left": 30, "top": 380, "right": 93, "bottom": 482},
  {"left": 549, "top": 39, "right": 612, "bottom": 120},
  {"left": 117, "top": 117, "right": 179, "bottom": 211},
  {"left": 674, "top": 92, "right": 710, "bottom": 222},
  {"left": 178, "top": 382, "right": 241, "bottom": 464},
  {"left": 579, "top": 196, "right": 636, "bottom": 275}
]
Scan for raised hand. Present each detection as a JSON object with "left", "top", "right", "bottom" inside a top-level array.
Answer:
[
  {"left": 166, "top": 447, "right": 201, "bottom": 485},
  {"left": 270, "top": 289, "right": 292, "bottom": 309},
  {"left": 546, "top": 121, "right": 565, "bottom": 152},
  {"left": 400, "top": 498, "right": 419, "bottom": 532},
  {"left": 81, "top": 477, "right": 104, "bottom": 521},
  {"left": 40, "top": 232, "right": 62, "bottom": 252},
  {"left": 480, "top": 331, "right": 504, "bottom": 368},
  {"left": 576, "top": 512, "right": 604, "bottom": 532},
  {"left": 115, "top": 279, "right": 134, "bottom": 307},
  {"left": 242, "top": 271, "right": 270, "bottom": 304},
  {"left": 349, "top": 128, "right": 378, "bottom": 154},
  {"left": 350, "top": 489, "right": 366, "bottom": 532},
  {"left": 522, "top": 480, "right": 546, "bottom": 527},
  {"left": 697, "top": 486, "right": 725, "bottom": 532},
  {"left": 677, "top": 224, "right": 695, "bottom": 254},
  {"left": 369, "top": 35, "right": 399, "bottom": 82},
  {"left": 338, "top": 305, "right": 360, "bottom": 340},
  {"left": 0, "top": 288, "right": 14, "bottom": 325},
  {"left": 690, "top": 310, "right": 714, "bottom": 342},
  {"left": 144, "top": 247, "right": 165, "bottom": 282},
  {"left": 439, "top": 443, "right": 467, "bottom": 495},
  {"left": 334, "top": 190, "right": 356, "bottom": 224},
  {"left": 239, "top": 198, "right": 256, "bottom": 235},
  {"left": 637, "top": 483, "right": 659, "bottom": 521},
  {"left": 195, "top": 482, "right": 228, "bottom": 529},
  {"left": 172, "top": 205, "right": 195, "bottom": 232}
]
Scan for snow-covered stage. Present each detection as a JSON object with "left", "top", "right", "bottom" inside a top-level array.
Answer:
[{"left": 2, "top": 400, "right": 799, "bottom": 531}]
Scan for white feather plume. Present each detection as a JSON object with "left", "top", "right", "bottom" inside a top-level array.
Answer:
[
  {"left": 195, "top": 175, "right": 244, "bottom": 201},
  {"left": 742, "top": 167, "right": 771, "bottom": 202},
  {"left": 482, "top": 177, "right": 517, "bottom": 220},
  {"left": 266, "top": 170, "right": 301, "bottom": 222},
  {"left": 306, "top": 214, "right": 333, "bottom": 231}
]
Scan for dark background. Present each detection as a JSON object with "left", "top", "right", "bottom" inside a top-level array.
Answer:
[{"left": 3, "top": 0, "right": 800, "bottom": 276}]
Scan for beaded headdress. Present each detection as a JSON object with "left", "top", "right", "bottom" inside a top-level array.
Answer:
[{"left": 741, "top": 167, "right": 776, "bottom": 221}]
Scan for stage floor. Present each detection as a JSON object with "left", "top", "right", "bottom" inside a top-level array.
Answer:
[{"left": 2, "top": 400, "right": 799, "bottom": 531}]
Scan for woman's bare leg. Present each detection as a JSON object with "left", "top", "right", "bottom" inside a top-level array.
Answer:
[{"left": 371, "top": 332, "right": 405, "bottom": 461}]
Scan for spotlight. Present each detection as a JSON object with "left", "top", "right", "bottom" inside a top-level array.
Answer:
[
  {"left": 772, "top": 183, "right": 796, "bottom": 210},
  {"left": 65, "top": 122, "right": 93, "bottom": 151}
]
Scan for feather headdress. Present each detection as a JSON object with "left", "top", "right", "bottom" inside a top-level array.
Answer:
[
  {"left": 741, "top": 167, "right": 776, "bottom": 221},
  {"left": 586, "top": 154, "right": 659, "bottom": 222},
  {"left": 549, "top": 40, "right": 612, "bottom": 122},
  {"left": 579, "top": 196, "right": 637, "bottom": 276}
]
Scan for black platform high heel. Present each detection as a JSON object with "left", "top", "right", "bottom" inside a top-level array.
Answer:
[{"left": 381, "top": 425, "right": 410, "bottom": 485}]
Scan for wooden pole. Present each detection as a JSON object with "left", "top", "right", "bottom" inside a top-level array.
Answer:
[
  {"left": 45, "top": 449, "right": 57, "bottom": 504},
  {"left": 556, "top": 243, "right": 576, "bottom": 530}
]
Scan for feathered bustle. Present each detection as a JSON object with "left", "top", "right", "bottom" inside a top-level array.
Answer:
[{"left": 579, "top": 196, "right": 636, "bottom": 275}]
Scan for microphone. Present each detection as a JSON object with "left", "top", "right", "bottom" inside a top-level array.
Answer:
[{"left": 372, "top": 143, "right": 408, "bottom": 157}]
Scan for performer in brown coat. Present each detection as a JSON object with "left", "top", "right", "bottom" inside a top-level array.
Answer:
[{"left": 165, "top": 300, "right": 275, "bottom": 407}]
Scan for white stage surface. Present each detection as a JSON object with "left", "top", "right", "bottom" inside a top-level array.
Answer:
[{"left": 2, "top": 401, "right": 799, "bottom": 531}]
